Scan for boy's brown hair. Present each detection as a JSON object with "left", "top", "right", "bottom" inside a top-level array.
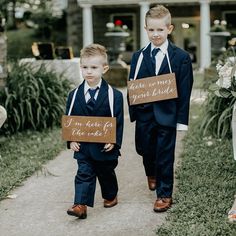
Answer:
[
  {"left": 80, "top": 43, "right": 108, "bottom": 65},
  {"left": 145, "top": 5, "right": 172, "bottom": 26}
]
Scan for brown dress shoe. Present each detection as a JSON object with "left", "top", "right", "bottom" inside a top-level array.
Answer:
[
  {"left": 153, "top": 198, "right": 172, "bottom": 212},
  {"left": 67, "top": 204, "right": 87, "bottom": 219},
  {"left": 104, "top": 196, "right": 118, "bottom": 208},
  {"left": 147, "top": 176, "right": 156, "bottom": 191}
]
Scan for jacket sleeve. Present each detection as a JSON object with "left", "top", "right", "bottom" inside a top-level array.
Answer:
[
  {"left": 65, "top": 89, "right": 74, "bottom": 149},
  {"left": 176, "top": 53, "right": 193, "bottom": 125},
  {"left": 127, "top": 52, "right": 139, "bottom": 122},
  {"left": 114, "top": 90, "right": 124, "bottom": 148}
]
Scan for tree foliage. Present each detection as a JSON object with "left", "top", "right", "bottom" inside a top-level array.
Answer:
[{"left": 0, "top": 0, "right": 52, "bottom": 29}]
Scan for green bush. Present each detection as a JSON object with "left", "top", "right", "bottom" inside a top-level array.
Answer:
[
  {"left": 200, "top": 92, "right": 236, "bottom": 138},
  {"left": 0, "top": 62, "right": 71, "bottom": 134},
  {"left": 7, "top": 28, "right": 37, "bottom": 60},
  {"left": 29, "top": 10, "right": 67, "bottom": 42},
  {"left": 200, "top": 46, "right": 236, "bottom": 139},
  {"left": 6, "top": 18, "right": 67, "bottom": 60}
]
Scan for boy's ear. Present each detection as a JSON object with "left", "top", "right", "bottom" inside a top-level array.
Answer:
[
  {"left": 103, "top": 65, "right": 109, "bottom": 74},
  {"left": 168, "top": 24, "right": 174, "bottom": 34}
]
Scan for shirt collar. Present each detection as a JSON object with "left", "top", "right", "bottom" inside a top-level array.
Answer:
[
  {"left": 84, "top": 79, "right": 102, "bottom": 94},
  {"left": 151, "top": 40, "right": 169, "bottom": 54}
]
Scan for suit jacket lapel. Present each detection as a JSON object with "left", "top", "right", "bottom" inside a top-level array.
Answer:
[
  {"left": 93, "top": 79, "right": 109, "bottom": 113},
  {"left": 158, "top": 41, "right": 176, "bottom": 75},
  {"left": 142, "top": 43, "right": 156, "bottom": 76},
  {"left": 76, "top": 81, "right": 89, "bottom": 115}
]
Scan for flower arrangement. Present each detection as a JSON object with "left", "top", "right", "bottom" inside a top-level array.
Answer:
[
  {"left": 210, "top": 57, "right": 236, "bottom": 98},
  {"left": 210, "top": 19, "right": 227, "bottom": 32},
  {"left": 200, "top": 47, "right": 236, "bottom": 138},
  {"left": 106, "top": 19, "right": 128, "bottom": 32}
]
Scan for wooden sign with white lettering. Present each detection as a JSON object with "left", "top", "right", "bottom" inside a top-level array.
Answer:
[
  {"left": 61, "top": 115, "right": 116, "bottom": 143},
  {"left": 127, "top": 73, "right": 178, "bottom": 105}
]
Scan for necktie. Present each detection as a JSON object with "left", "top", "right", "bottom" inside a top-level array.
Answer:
[
  {"left": 151, "top": 48, "right": 160, "bottom": 69},
  {"left": 87, "top": 87, "right": 98, "bottom": 112}
]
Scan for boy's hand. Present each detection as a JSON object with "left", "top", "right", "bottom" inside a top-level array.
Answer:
[
  {"left": 102, "top": 143, "right": 114, "bottom": 152},
  {"left": 70, "top": 142, "right": 80, "bottom": 152}
]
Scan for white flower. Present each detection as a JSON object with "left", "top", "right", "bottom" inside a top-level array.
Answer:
[
  {"left": 216, "top": 63, "right": 223, "bottom": 72},
  {"left": 216, "top": 76, "right": 231, "bottom": 89},
  {"left": 218, "top": 62, "right": 232, "bottom": 78},
  {"left": 215, "top": 59, "right": 236, "bottom": 89},
  {"left": 122, "top": 25, "right": 128, "bottom": 30},
  {"left": 106, "top": 22, "right": 115, "bottom": 29}
]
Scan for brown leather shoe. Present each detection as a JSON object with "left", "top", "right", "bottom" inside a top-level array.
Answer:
[
  {"left": 153, "top": 198, "right": 172, "bottom": 212},
  {"left": 67, "top": 204, "right": 87, "bottom": 219},
  {"left": 104, "top": 196, "right": 118, "bottom": 208},
  {"left": 147, "top": 176, "right": 156, "bottom": 191}
]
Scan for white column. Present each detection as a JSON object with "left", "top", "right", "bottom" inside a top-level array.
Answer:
[
  {"left": 80, "top": 4, "right": 93, "bottom": 46},
  {"left": 139, "top": 1, "right": 150, "bottom": 48},
  {"left": 199, "top": 0, "right": 211, "bottom": 70}
]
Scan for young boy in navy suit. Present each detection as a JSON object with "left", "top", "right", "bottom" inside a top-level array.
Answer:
[
  {"left": 66, "top": 44, "right": 124, "bottom": 219},
  {"left": 128, "top": 5, "right": 193, "bottom": 212}
]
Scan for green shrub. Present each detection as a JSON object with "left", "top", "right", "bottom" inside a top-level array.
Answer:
[
  {"left": 6, "top": 23, "right": 67, "bottom": 60},
  {"left": 7, "top": 28, "right": 37, "bottom": 60},
  {"left": 0, "top": 62, "right": 71, "bottom": 134},
  {"left": 200, "top": 47, "right": 236, "bottom": 139},
  {"left": 200, "top": 92, "right": 236, "bottom": 138}
]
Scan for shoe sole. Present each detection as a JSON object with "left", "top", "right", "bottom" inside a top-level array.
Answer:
[
  {"left": 149, "top": 188, "right": 156, "bottom": 191},
  {"left": 67, "top": 211, "right": 87, "bottom": 219},
  {"left": 153, "top": 206, "right": 170, "bottom": 213},
  {"left": 104, "top": 202, "right": 118, "bottom": 208}
]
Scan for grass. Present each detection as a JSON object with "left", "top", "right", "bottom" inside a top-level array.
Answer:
[
  {"left": 156, "top": 103, "right": 236, "bottom": 236},
  {"left": 0, "top": 128, "right": 65, "bottom": 200}
]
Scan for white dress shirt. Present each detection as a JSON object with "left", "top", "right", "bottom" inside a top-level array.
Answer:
[
  {"left": 151, "top": 40, "right": 168, "bottom": 75},
  {"left": 84, "top": 79, "right": 102, "bottom": 102}
]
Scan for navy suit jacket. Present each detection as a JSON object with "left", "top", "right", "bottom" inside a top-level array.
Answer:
[
  {"left": 128, "top": 41, "right": 193, "bottom": 128},
  {"left": 66, "top": 79, "right": 124, "bottom": 161}
]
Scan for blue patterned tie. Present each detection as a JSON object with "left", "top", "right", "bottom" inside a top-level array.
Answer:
[
  {"left": 151, "top": 48, "right": 160, "bottom": 69},
  {"left": 87, "top": 87, "right": 98, "bottom": 112}
]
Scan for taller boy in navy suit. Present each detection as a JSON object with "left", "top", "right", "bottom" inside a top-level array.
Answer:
[
  {"left": 128, "top": 5, "right": 193, "bottom": 212},
  {"left": 66, "top": 44, "right": 124, "bottom": 219}
]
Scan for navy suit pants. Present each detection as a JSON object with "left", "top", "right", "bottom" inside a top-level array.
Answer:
[
  {"left": 74, "top": 158, "right": 118, "bottom": 207},
  {"left": 135, "top": 120, "right": 176, "bottom": 198}
]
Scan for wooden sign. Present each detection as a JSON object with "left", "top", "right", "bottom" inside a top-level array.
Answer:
[
  {"left": 127, "top": 73, "right": 178, "bottom": 105},
  {"left": 61, "top": 115, "right": 116, "bottom": 143}
]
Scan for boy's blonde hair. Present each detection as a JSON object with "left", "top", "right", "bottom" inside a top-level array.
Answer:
[
  {"left": 80, "top": 43, "right": 108, "bottom": 65},
  {"left": 145, "top": 5, "right": 171, "bottom": 26}
]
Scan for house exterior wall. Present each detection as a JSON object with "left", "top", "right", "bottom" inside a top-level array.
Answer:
[{"left": 69, "top": 0, "right": 236, "bottom": 67}]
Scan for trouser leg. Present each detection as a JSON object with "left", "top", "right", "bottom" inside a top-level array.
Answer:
[
  {"left": 74, "top": 159, "right": 96, "bottom": 207},
  {"left": 135, "top": 120, "right": 157, "bottom": 177},
  {"left": 94, "top": 159, "right": 118, "bottom": 200},
  {"left": 155, "top": 125, "right": 176, "bottom": 198}
]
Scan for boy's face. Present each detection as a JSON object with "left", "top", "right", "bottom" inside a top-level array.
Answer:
[
  {"left": 145, "top": 17, "right": 173, "bottom": 47},
  {"left": 80, "top": 55, "right": 109, "bottom": 87}
]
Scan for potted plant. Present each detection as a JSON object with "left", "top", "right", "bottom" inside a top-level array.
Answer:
[
  {"left": 104, "top": 20, "right": 129, "bottom": 65},
  {"left": 209, "top": 20, "right": 231, "bottom": 57}
]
